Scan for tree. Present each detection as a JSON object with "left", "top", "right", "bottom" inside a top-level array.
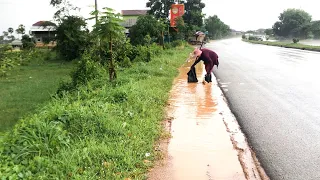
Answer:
[
  {"left": 56, "top": 16, "right": 90, "bottom": 60},
  {"left": 8, "top": 28, "right": 14, "bottom": 36},
  {"left": 16, "top": 24, "right": 26, "bottom": 39},
  {"left": 90, "top": 7, "right": 125, "bottom": 81},
  {"left": 272, "top": 9, "right": 312, "bottom": 38},
  {"left": 129, "top": 15, "right": 165, "bottom": 46},
  {"left": 174, "top": 17, "right": 187, "bottom": 40},
  {"left": 2, "top": 31, "right": 8, "bottom": 39},
  {"left": 21, "top": 34, "right": 35, "bottom": 49},
  {"left": 264, "top": 28, "right": 273, "bottom": 36},
  {"left": 205, "top": 15, "right": 230, "bottom": 39},
  {"left": 183, "top": 0, "right": 205, "bottom": 28},
  {"left": 146, "top": 0, "right": 174, "bottom": 20},
  {"left": 310, "top": 21, "right": 320, "bottom": 38},
  {"left": 50, "top": 0, "right": 79, "bottom": 19}
]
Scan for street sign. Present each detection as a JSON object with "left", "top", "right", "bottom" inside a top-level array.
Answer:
[{"left": 170, "top": 4, "right": 185, "bottom": 27}]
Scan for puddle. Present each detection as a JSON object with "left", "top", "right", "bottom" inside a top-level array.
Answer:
[{"left": 149, "top": 62, "right": 248, "bottom": 180}]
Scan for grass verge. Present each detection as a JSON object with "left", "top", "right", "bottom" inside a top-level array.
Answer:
[
  {"left": 0, "top": 46, "right": 192, "bottom": 179},
  {"left": 243, "top": 39, "right": 320, "bottom": 52},
  {"left": 0, "top": 60, "right": 74, "bottom": 132}
]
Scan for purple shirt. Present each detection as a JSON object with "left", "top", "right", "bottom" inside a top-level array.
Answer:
[{"left": 192, "top": 48, "right": 219, "bottom": 67}]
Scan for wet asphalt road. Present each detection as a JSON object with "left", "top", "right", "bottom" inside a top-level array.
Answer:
[{"left": 207, "top": 38, "right": 320, "bottom": 180}]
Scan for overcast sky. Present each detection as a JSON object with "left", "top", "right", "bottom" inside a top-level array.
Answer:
[{"left": 1, "top": 0, "right": 320, "bottom": 34}]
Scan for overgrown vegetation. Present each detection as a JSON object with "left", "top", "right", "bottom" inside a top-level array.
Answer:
[
  {"left": 55, "top": 16, "right": 90, "bottom": 61},
  {"left": 0, "top": 45, "right": 192, "bottom": 179},
  {"left": 0, "top": 0, "right": 214, "bottom": 179},
  {"left": 129, "top": 15, "right": 165, "bottom": 46}
]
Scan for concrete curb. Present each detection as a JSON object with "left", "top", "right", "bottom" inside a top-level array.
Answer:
[{"left": 213, "top": 73, "right": 270, "bottom": 180}]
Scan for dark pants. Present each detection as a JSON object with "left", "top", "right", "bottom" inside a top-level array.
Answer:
[{"left": 205, "top": 61, "right": 214, "bottom": 75}]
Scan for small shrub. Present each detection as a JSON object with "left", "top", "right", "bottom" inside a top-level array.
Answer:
[
  {"left": 112, "top": 90, "right": 128, "bottom": 103},
  {"left": 242, "top": 34, "right": 246, "bottom": 39},
  {"left": 114, "top": 39, "right": 134, "bottom": 67},
  {"left": 134, "top": 45, "right": 151, "bottom": 62},
  {"left": 164, "top": 43, "right": 173, "bottom": 49},
  {"left": 171, "top": 40, "right": 185, "bottom": 47},
  {"left": 149, "top": 43, "right": 162, "bottom": 55},
  {"left": 71, "top": 50, "right": 106, "bottom": 88},
  {"left": 293, "top": 38, "right": 300, "bottom": 43}
]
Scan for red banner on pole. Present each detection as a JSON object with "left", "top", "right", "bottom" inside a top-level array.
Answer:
[{"left": 170, "top": 4, "right": 185, "bottom": 27}]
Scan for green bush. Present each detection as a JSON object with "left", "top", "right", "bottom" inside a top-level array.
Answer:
[
  {"left": 129, "top": 15, "right": 164, "bottom": 46},
  {"left": 293, "top": 38, "right": 300, "bottom": 43},
  {"left": 71, "top": 50, "right": 106, "bottom": 88},
  {"left": 171, "top": 40, "right": 185, "bottom": 47},
  {"left": 22, "top": 35, "right": 35, "bottom": 50},
  {"left": 164, "top": 43, "right": 173, "bottom": 49},
  {"left": 114, "top": 39, "right": 135, "bottom": 67},
  {"left": 56, "top": 16, "right": 91, "bottom": 61},
  {"left": 0, "top": 44, "right": 13, "bottom": 52},
  {"left": 133, "top": 45, "right": 151, "bottom": 62},
  {"left": 242, "top": 34, "right": 246, "bottom": 39}
]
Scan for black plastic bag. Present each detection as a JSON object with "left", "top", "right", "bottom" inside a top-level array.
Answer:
[
  {"left": 205, "top": 74, "right": 212, "bottom": 83},
  {"left": 187, "top": 67, "right": 198, "bottom": 83}
]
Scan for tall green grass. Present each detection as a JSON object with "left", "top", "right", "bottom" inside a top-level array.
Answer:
[
  {"left": 0, "top": 46, "right": 192, "bottom": 179},
  {"left": 0, "top": 58, "right": 74, "bottom": 132},
  {"left": 243, "top": 39, "right": 320, "bottom": 52}
]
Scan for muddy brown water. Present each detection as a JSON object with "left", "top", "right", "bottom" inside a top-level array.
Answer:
[{"left": 148, "top": 62, "right": 249, "bottom": 180}]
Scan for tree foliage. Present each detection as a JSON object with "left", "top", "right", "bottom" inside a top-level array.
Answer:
[
  {"left": 90, "top": 7, "right": 125, "bottom": 81},
  {"left": 310, "top": 21, "right": 320, "bottom": 38},
  {"left": 183, "top": 0, "right": 205, "bottom": 27},
  {"left": 205, "top": 15, "right": 230, "bottom": 39},
  {"left": 129, "top": 15, "right": 165, "bottom": 46},
  {"left": 264, "top": 28, "right": 273, "bottom": 36},
  {"left": 146, "top": 0, "right": 174, "bottom": 20},
  {"left": 173, "top": 17, "right": 187, "bottom": 40},
  {"left": 2, "top": 31, "right": 8, "bottom": 38},
  {"left": 21, "top": 35, "right": 35, "bottom": 50},
  {"left": 55, "top": 16, "right": 90, "bottom": 61},
  {"left": 16, "top": 24, "right": 26, "bottom": 39},
  {"left": 272, "top": 9, "right": 312, "bottom": 38},
  {"left": 50, "top": 0, "right": 79, "bottom": 19},
  {"left": 8, "top": 28, "right": 14, "bottom": 35}
]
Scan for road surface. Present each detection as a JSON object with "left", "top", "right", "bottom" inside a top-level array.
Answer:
[{"left": 207, "top": 38, "right": 320, "bottom": 180}]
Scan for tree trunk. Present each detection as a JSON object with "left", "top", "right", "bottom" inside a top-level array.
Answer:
[
  {"left": 109, "top": 35, "right": 116, "bottom": 81},
  {"left": 161, "top": 31, "right": 165, "bottom": 49}
]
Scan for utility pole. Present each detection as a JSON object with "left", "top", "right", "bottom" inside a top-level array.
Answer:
[{"left": 95, "top": 0, "right": 98, "bottom": 25}]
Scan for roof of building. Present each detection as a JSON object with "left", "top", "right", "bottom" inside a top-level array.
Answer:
[
  {"left": 121, "top": 10, "right": 148, "bottom": 16},
  {"left": 30, "top": 21, "right": 57, "bottom": 32},
  {"left": 30, "top": 26, "right": 56, "bottom": 32},
  {"left": 32, "top": 21, "right": 56, "bottom": 27}
]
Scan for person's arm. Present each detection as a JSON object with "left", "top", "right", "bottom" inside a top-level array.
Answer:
[{"left": 191, "top": 57, "right": 201, "bottom": 68}]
